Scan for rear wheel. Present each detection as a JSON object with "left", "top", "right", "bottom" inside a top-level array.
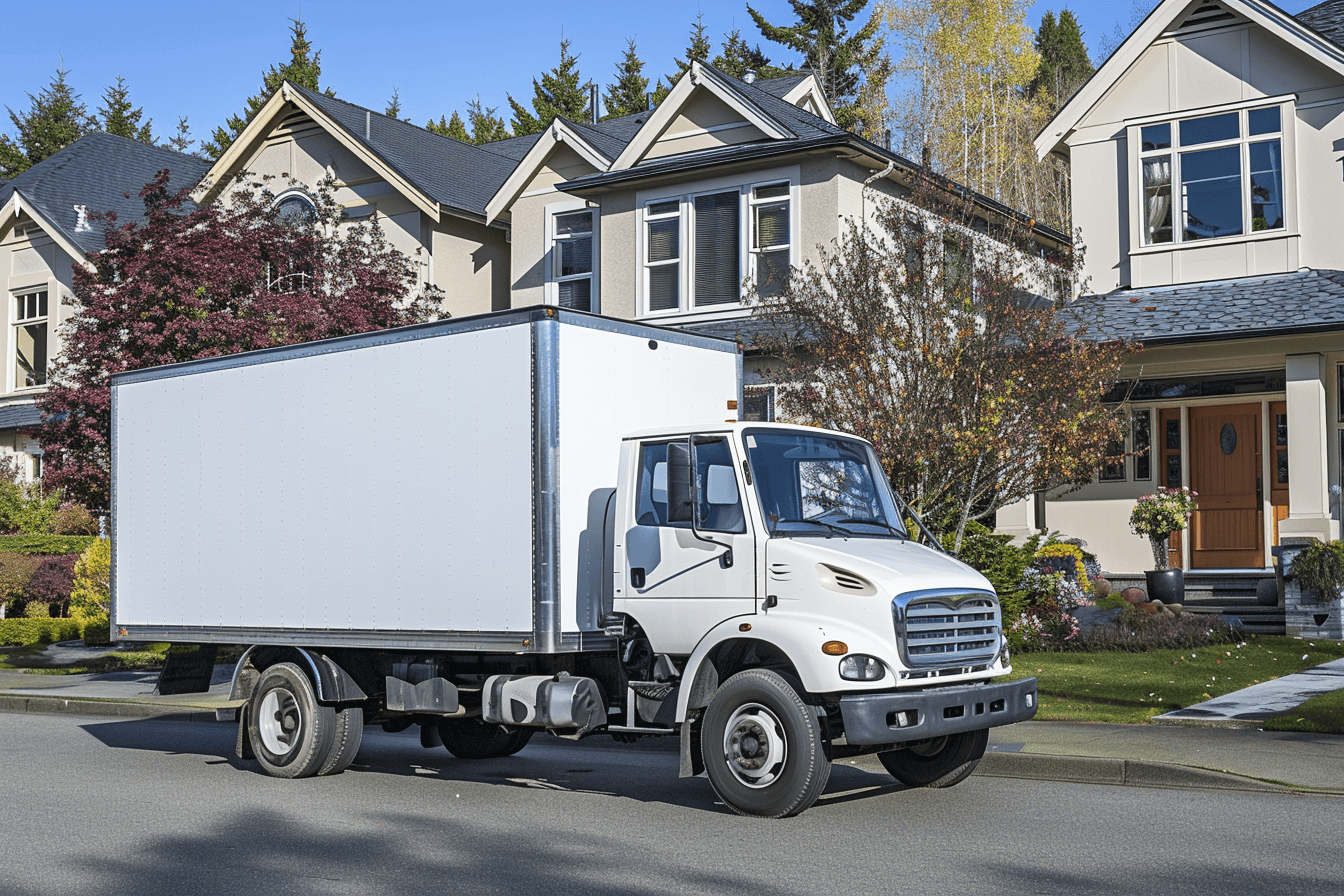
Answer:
[
  {"left": 878, "top": 728, "right": 988, "bottom": 788},
  {"left": 248, "top": 662, "right": 336, "bottom": 779},
  {"left": 700, "top": 669, "right": 831, "bottom": 818},
  {"left": 438, "top": 717, "right": 535, "bottom": 760}
]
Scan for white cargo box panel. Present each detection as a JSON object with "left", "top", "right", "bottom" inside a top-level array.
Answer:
[{"left": 111, "top": 308, "right": 741, "bottom": 652}]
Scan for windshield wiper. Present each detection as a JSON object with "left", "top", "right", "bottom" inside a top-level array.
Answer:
[
  {"left": 770, "top": 518, "right": 849, "bottom": 538},
  {"left": 836, "top": 517, "right": 906, "bottom": 539}
]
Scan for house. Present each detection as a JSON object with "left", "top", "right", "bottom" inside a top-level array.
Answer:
[
  {"left": 1024, "top": 0, "right": 1344, "bottom": 575},
  {"left": 0, "top": 134, "right": 210, "bottom": 480}
]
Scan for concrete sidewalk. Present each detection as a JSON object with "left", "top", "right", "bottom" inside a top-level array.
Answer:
[{"left": 1, "top": 657, "right": 1341, "bottom": 795}]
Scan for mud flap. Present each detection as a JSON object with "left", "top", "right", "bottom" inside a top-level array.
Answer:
[
  {"left": 679, "top": 715, "right": 705, "bottom": 778},
  {"left": 235, "top": 701, "right": 255, "bottom": 760}
]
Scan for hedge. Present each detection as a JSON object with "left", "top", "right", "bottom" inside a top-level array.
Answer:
[
  {"left": 0, "top": 535, "right": 98, "bottom": 556},
  {"left": 0, "top": 617, "right": 84, "bottom": 646}
]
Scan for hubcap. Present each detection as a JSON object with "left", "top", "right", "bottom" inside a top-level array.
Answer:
[
  {"left": 723, "top": 702, "right": 787, "bottom": 788},
  {"left": 258, "top": 687, "right": 302, "bottom": 757}
]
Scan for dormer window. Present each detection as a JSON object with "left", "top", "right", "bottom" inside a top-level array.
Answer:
[
  {"left": 275, "top": 191, "right": 317, "bottom": 228},
  {"left": 1138, "top": 104, "right": 1284, "bottom": 246}
]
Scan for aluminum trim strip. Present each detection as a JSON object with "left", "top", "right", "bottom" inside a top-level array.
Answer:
[{"left": 117, "top": 626, "right": 617, "bottom": 653}]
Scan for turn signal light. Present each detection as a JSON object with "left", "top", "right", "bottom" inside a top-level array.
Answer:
[{"left": 822, "top": 640, "right": 848, "bottom": 656}]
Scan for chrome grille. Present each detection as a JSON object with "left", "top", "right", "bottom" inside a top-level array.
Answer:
[{"left": 894, "top": 590, "right": 1001, "bottom": 669}]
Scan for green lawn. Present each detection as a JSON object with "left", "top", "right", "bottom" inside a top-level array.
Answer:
[
  {"left": 1004, "top": 636, "right": 1344, "bottom": 729},
  {"left": 1261, "top": 688, "right": 1344, "bottom": 734},
  {"left": 0, "top": 642, "right": 169, "bottom": 674}
]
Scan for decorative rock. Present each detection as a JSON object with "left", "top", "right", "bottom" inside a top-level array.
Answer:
[
  {"left": 1071, "top": 605, "right": 1123, "bottom": 634},
  {"left": 1121, "top": 588, "right": 1146, "bottom": 604},
  {"left": 1167, "top": 603, "right": 1183, "bottom": 615},
  {"left": 1091, "top": 576, "right": 1113, "bottom": 597},
  {"left": 1137, "top": 602, "right": 1159, "bottom": 614}
]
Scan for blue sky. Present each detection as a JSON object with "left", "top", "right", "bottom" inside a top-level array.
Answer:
[{"left": 0, "top": 0, "right": 1319, "bottom": 150}]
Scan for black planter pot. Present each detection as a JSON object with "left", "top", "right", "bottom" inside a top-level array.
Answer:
[{"left": 1145, "top": 568, "right": 1185, "bottom": 604}]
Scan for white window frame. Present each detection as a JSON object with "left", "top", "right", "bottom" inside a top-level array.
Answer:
[
  {"left": 637, "top": 166, "right": 799, "bottom": 320},
  {"left": 12, "top": 287, "right": 50, "bottom": 392},
  {"left": 1127, "top": 95, "right": 1295, "bottom": 251},
  {"left": 749, "top": 182, "right": 791, "bottom": 298},
  {"left": 544, "top": 199, "right": 599, "bottom": 314}
]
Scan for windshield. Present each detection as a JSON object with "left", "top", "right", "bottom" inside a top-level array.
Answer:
[{"left": 742, "top": 429, "right": 907, "bottom": 538}]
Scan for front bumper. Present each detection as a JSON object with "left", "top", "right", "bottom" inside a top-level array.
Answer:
[{"left": 839, "top": 677, "right": 1038, "bottom": 745}]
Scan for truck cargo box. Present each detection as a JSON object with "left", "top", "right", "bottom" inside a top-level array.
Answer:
[{"left": 111, "top": 308, "right": 741, "bottom": 653}]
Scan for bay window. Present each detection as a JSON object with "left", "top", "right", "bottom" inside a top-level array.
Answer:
[
  {"left": 1138, "top": 103, "right": 1285, "bottom": 246},
  {"left": 642, "top": 177, "right": 794, "bottom": 315}
]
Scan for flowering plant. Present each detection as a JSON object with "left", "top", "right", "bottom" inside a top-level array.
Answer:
[{"left": 1129, "top": 487, "right": 1198, "bottom": 570}]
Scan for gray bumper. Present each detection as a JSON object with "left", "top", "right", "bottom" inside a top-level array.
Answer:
[{"left": 839, "top": 677, "right": 1038, "bottom": 745}]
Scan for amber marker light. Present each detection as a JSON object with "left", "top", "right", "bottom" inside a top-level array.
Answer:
[
  {"left": 822, "top": 640, "right": 848, "bottom": 655},
  {"left": 739, "top": 623, "right": 752, "bottom": 632}
]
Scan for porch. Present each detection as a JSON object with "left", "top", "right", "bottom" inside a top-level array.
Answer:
[{"left": 1108, "top": 569, "right": 1285, "bottom": 635}]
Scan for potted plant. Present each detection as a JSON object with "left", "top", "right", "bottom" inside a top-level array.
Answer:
[
  {"left": 1129, "top": 487, "right": 1198, "bottom": 603},
  {"left": 1287, "top": 540, "right": 1344, "bottom": 638}
]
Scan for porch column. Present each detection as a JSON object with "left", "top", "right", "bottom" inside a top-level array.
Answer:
[{"left": 1279, "top": 353, "right": 1338, "bottom": 543}]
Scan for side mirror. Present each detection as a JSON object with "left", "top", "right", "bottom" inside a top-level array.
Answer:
[{"left": 666, "top": 440, "right": 693, "bottom": 523}]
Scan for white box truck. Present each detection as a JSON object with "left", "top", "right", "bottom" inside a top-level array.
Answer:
[{"left": 112, "top": 307, "right": 1037, "bottom": 817}]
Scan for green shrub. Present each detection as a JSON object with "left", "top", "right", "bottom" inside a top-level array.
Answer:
[
  {"left": 952, "top": 522, "right": 1040, "bottom": 624},
  {"left": 70, "top": 539, "right": 111, "bottom": 616},
  {"left": 1292, "top": 540, "right": 1344, "bottom": 605},
  {"left": 0, "top": 534, "right": 98, "bottom": 555},
  {"left": 0, "top": 617, "right": 83, "bottom": 646},
  {"left": 82, "top": 617, "right": 111, "bottom": 646},
  {"left": 50, "top": 503, "right": 98, "bottom": 536},
  {"left": 22, "top": 601, "right": 51, "bottom": 618},
  {"left": 0, "top": 553, "right": 40, "bottom": 616}
]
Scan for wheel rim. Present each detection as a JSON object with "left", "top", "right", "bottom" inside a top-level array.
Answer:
[
  {"left": 722, "top": 702, "right": 787, "bottom": 788},
  {"left": 907, "top": 736, "right": 947, "bottom": 758},
  {"left": 258, "top": 687, "right": 302, "bottom": 758}
]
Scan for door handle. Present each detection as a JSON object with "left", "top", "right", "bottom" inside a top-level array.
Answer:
[{"left": 630, "top": 567, "right": 645, "bottom": 589}]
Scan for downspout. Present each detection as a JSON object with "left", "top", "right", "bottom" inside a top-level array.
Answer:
[{"left": 861, "top": 157, "right": 896, "bottom": 230}]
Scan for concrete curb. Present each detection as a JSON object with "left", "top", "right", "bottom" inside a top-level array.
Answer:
[
  {"left": 977, "top": 751, "right": 1334, "bottom": 794},
  {"left": 0, "top": 694, "right": 224, "bottom": 724}
]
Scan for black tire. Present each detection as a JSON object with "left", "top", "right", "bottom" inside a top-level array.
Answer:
[
  {"left": 438, "top": 717, "right": 535, "bottom": 760},
  {"left": 878, "top": 728, "right": 988, "bottom": 788},
  {"left": 247, "top": 662, "right": 337, "bottom": 779},
  {"left": 319, "top": 706, "right": 364, "bottom": 776},
  {"left": 700, "top": 669, "right": 831, "bottom": 818}
]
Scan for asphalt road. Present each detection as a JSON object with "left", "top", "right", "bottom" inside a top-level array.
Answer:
[{"left": 1, "top": 713, "right": 1339, "bottom": 896}]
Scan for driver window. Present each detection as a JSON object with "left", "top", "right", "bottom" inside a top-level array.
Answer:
[
  {"left": 695, "top": 437, "right": 746, "bottom": 533},
  {"left": 636, "top": 441, "right": 679, "bottom": 527}
]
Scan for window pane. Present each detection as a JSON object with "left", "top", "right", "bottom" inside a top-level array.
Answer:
[
  {"left": 647, "top": 218, "right": 679, "bottom": 263},
  {"left": 1143, "top": 157, "right": 1173, "bottom": 244},
  {"left": 276, "top": 195, "right": 316, "bottom": 227},
  {"left": 1134, "top": 410, "right": 1151, "bottom": 480},
  {"left": 1248, "top": 107, "right": 1280, "bottom": 136},
  {"left": 754, "top": 202, "right": 789, "bottom": 250},
  {"left": 554, "top": 211, "right": 592, "bottom": 236},
  {"left": 1181, "top": 145, "right": 1242, "bottom": 240},
  {"left": 15, "top": 322, "right": 46, "bottom": 387},
  {"left": 1099, "top": 438, "right": 1125, "bottom": 481},
  {"left": 1249, "top": 140, "right": 1284, "bottom": 232},
  {"left": 647, "top": 200, "right": 679, "bottom": 217},
  {"left": 557, "top": 278, "right": 591, "bottom": 312},
  {"left": 754, "top": 182, "right": 789, "bottom": 200},
  {"left": 1141, "top": 123, "right": 1171, "bottom": 151},
  {"left": 648, "top": 264, "right": 679, "bottom": 312},
  {"left": 756, "top": 249, "right": 789, "bottom": 297},
  {"left": 1180, "top": 112, "right": 1238, "bottom": 146},
  {"left": 557, "top": 234, "right": 592, "bottom": 277},
  {"left": 693, "top": 191, "right": 740, "bottom": 306}
]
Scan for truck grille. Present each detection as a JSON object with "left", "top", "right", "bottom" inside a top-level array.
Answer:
[{"left": 893, "top": 590, "right": 1001, "bottom": 670}]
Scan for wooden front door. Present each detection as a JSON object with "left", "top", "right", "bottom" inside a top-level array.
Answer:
[{"left": 1189, "top": 404, "right": 1263, "bottom": 569}]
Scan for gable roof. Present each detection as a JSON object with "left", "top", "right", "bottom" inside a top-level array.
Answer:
[
  {"left": 1297, "top": 0, "right": 1344, "bottom": 47},
  {"left": 0, "top": 131, "right": 210, "bottom": 258},
  {"left": 1036, "top": 0, "right": 1344, "bottom": 158},
  {"left": 1068, "top": 269, "right": 1344, "bottom": 345},
  {"left": 199, "top": 82, "right": 519, "bottom": 225}
]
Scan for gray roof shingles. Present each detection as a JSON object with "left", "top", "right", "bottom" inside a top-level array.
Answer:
[
  {"left": 0, "top": 404, "right": 41, "bottom": 429},
  {"left": 1295, "top": 0, "right": 1344, "bottom": 48},
  {"left": 0, "top": 132, "right": 211, "bottom": 254},
  {"left": 291, "top": 84, "right": 519, "bottom": 220},
  {"left": 1068, "top": 270, "right": 1344, "bottom": 345}
]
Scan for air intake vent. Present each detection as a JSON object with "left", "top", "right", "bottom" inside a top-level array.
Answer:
[
  {"left": 817, "top": 564, "right": 876, "bottom": 596},
  {"left": 894, "top": 592, "right": 1000, "bottom": 669},
  {"left": 769, "top": 562, "right": 793, "bottom": 581}
]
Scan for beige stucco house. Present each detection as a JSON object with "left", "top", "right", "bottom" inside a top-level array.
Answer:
[
  {"left": 1020, "top": 0, "right": 1344, "bottom": 575},
  {"left": 0, "top": 134, "right": 210, "bottom": 481}
]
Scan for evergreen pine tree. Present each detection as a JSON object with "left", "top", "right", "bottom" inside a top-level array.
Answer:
[
  {"left": 654, "top": 15, "right": 712, "bottom": 103},
  {"left": 2, "top": 68, "right": 96, "bottom": 178},
  {"left": 167, "top": 116, "right": 198, "bottom": 155},
  {"left": 1031, "top": 10, "right": 1093, "bottom": 107},
  {"left": 202, "top": 18, "right": 332, "bottom": 159},
  {"left": 748, "top": 0, "right": 891, "bottom": 138},
  {"left": 98, "top": 77, "right": 155, "bottom": 144},
  {"left": 712, "top": 28, "right": 778, "bottom": 80},
  {"left": 604, "top": 38, "right": 650, "bottom": 118},
  {"left": 508, "top": 39, "right": 589, "bottom": 136},
  {"left": 467, "top": 97, "right": 510, "bottom": 144},
  {"left": 426, "top": 112, "right": 471, "bottom": 142},
  {"left": 385, "top": 88, "right": 406, "bottom": 121}
]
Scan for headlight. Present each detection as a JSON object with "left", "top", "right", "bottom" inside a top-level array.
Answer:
[{"left": 839, "top": 654, "right": 886, "bottom": 681}]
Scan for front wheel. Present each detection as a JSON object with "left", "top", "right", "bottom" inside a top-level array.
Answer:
[
  {"left": 248, "top": 662, "right": 336, "bottom": 778},
  {"left": 878, "top": 728, "right": 988, "bottom": 788},
  {"left": 700, "top": 669, "right": 831, "bottom": 818}
]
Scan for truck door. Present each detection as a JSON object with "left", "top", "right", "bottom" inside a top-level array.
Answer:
[{"left": 623, "top": 435, "right": 756, "bottom": 654}]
